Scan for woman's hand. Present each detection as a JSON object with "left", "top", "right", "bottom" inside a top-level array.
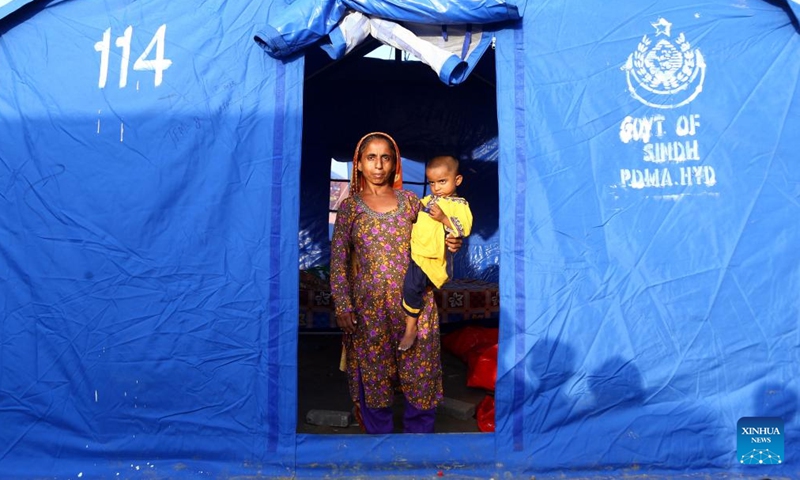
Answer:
[
  {"left": 337, "top": 312, "right": 357, "bottom": 334},
  {"left": 445, "top": 235, "right": 463, "bottom": 253}
]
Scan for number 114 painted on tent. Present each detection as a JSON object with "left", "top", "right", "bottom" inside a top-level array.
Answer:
[{"left": 94, "top": 24, "right": 173, "bottom": 89}]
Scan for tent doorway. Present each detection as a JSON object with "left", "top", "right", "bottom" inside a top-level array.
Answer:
[{"left": 297, "top": 40, "right": 500, "bottom": 434}]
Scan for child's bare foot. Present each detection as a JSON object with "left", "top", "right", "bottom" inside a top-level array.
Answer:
[{"left": 399, "top": 319, "right": 417, "bottom": 351}]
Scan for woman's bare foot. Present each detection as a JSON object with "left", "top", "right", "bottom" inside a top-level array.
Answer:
[{"left": 399, "top": 318, "right": 417, "bottom": 351}]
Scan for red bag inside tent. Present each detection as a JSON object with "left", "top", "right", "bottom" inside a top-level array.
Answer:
[
  {"left": 466, "top": 343, "right": 498, "bottom": 391},
  {"left": 476, "top": 395, "right": 495, "bottom": 432},
  {"left": 442, "top": 326, "right": 498, "bottom": 363}
]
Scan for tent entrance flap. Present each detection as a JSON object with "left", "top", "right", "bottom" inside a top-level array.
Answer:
[{"left": 255, "top": 0, "right": 523, "bottom": 85}]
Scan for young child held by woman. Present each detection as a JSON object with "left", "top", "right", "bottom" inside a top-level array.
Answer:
[{"left": 400, "top": 155, "right": 473, "bottom": 351}]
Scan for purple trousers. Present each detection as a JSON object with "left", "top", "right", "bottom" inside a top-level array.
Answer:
[{"left": 357, "top": 370, "right": 436, "bottom": 434}]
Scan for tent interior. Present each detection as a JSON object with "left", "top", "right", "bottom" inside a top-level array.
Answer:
[
  {"left": 298, "top": 39, "right": 500, "bottom": 280},
  {"left": 296, "top": 38, "right": 503, "bottom": 434}
]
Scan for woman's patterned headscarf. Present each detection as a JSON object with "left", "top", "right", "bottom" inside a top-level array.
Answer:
[{"left": 350, "top": 132, "right": 403, "bottom": 195}]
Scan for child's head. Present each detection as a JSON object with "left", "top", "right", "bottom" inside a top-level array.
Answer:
[{"left": 425, "top": 155, "right": 462, "bottom": 197}]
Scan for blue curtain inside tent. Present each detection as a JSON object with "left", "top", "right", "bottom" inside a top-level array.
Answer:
[{"left": 1, "top": 0, "right": 798, "bottom": 478}]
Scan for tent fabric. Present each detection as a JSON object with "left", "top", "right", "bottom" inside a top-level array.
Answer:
[
  {"left": 492, "top": 2, "right": 800, "bottom": 473},
  {"left": 255, "top": 0, "right": 523, "bottom": 59},
  {"left": 790, "top": 0, "right": 800, "bottom": 20},
  {"left": 342, "top": 0, "right": 526, "bottom": 24},
  {"left": 254, "top": 0, "right": 522, "bottom": 84},
  {"left": 1, "top": 0, "right": 799, "bottom": 479},
  {"left": 0, "top": 0, "right": 36, "bottom": 19},
  {"left": 1, "top": 0, "right": 302, "bottom": 475}
]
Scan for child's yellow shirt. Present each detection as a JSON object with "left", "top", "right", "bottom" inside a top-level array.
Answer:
[{"left": 410, "top": 195, "right": 473, "bottom": 288}]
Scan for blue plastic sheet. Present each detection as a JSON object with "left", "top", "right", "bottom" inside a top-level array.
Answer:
[
  {"left": 1, "top": 0, "right": 799, "bottom": 478},
  {"left": 1, "top": 0, "right": 301, "bottom": 475},
  {"left": 493, "top": 1, "right": 800, "bottom": 473},
  {"left": 255, "top": 0, "right": 522, "bottom": 59},
  {"left": 0, "top": 0, "right": 36, "bottom": 19}
]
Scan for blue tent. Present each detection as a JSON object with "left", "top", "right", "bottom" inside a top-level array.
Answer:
[{"left": 1, "top": 0, "right": 798, "bottom": 477}]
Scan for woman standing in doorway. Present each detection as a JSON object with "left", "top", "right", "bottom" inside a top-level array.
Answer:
[{"left": 330, "top": 132, "right": 459, "bottom": 434}]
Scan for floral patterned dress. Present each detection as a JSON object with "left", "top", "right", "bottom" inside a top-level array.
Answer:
[{"left": 330, "top": 189, "right": 443, "bottom": 411}]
